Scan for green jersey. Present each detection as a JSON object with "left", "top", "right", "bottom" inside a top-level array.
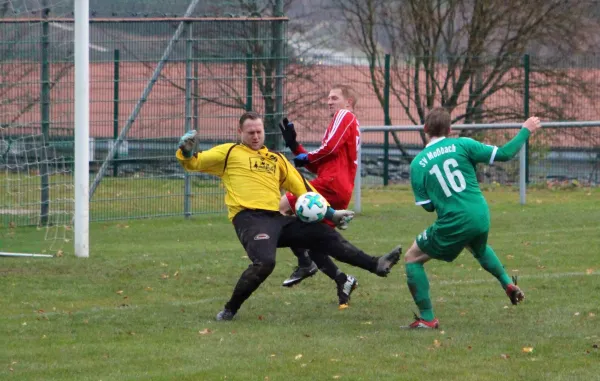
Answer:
[{"left": 410, "top": 136, "right": 500, "bottom": 229}]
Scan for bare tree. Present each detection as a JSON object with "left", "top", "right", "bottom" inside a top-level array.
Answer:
[
  {"left": 0, "top": 4, "right": 73, "bottom": 132},
  {"left": 331, "top": 0, "right": 599, "bottom": 143}
]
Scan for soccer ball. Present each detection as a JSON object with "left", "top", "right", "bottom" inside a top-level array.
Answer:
[{"left": 295, "top": 192, "right": 328, "bottom": 223}]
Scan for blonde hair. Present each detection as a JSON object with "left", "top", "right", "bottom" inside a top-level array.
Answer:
[{"left": 331, "top": 84, "right": 358, "bottom": 108}]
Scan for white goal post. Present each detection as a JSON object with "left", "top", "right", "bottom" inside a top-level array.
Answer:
[
  {"left": 0, "top": 0, "right": 89, "bottom": 258},
  {"left": 353, "top": 121, "right": 600, "bottom": 213},
  {"left": 73, "top": 0, "right": 90, "bottom": 258}
]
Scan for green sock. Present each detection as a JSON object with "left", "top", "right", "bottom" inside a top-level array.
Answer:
[
  {"left": 476, "top": 245, "right": 512, "bottom": 289},
  {"left": 405, "top": 262, "right": 434, "bottom": 321}
]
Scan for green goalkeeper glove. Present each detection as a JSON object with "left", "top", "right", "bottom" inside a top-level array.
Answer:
[
  {"left": 179, "top": 130, "right": 198, "bottom": 158},
  {"left": 325, "top": 207, "right": 355, "bottom": 229}
]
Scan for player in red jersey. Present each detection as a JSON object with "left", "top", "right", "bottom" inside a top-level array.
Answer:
[{"left": 279, "top": 84, "right": 369, "bottom": 309}]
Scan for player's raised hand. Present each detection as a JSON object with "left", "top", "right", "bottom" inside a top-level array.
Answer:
[
  {"left": 278, "top": 118, "right": 298, "bottom": 151},
  {"left": 179, "top": 130, "right": 198, "bottom": 158},
  {"left": 522, "top": 116, "right": 541, "bottom": 133}
]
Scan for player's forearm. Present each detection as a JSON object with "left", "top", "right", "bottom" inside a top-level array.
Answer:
[
  {"left": 292, "top": 143, "right": 308, "bottom": 156},
  {"left": 494, "top": 128, "right": 531, "bottom": 162},
  {"left": 176, "top": 149, "right": 202, "bottom": 171}
]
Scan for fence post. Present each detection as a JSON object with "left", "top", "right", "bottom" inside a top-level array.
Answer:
[
  {"left": 383, "top": 53, "right": 391, "bottom": 186},
  {"left": 40, "top": 1, "right": 50, "bottom": 226},
  {"left": 113, "top": 49, "right": 120, "bottom": 178},
  {"left": 523, "top": 53, "right": 530, "bottom": 184},
  {"left": 246, "top": 53, "right": 253, "bottom": 111},
  {"left": 184, "top": 22, "right": 193, "bottom": 219}
]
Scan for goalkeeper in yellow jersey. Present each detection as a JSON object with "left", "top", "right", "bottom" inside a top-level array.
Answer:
[{"left": 176, "top": 111, "right": 401, "bottom": 321}]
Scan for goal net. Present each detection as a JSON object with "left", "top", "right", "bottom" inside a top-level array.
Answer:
[{"left": 0, "top": 0, "right": 76, "bottom": 257}]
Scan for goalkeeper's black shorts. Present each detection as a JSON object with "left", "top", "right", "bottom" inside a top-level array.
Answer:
[{"left": 232, "top": 209, "right": 378, "bottom": 272}]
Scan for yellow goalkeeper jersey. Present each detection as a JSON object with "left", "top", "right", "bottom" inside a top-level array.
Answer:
[{"left": 176, "top": 143, "right": 317, "bottom": 220}]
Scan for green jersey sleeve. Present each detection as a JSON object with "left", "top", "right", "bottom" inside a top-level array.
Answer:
[
  {"left": 460, "top": 138, "right": 498, "bottom": 165},
  {"left": 410, "top": 163, "right": 431, "bottom": 206}
]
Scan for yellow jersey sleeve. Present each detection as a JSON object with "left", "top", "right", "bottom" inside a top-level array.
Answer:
[
  {"left": 175, "top": 143, "right": 235, "bottom": 177},
  {"left": 276, "top": 153, "right": 317, "bottom": 197}
]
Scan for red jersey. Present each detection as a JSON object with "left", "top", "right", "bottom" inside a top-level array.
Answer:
[{"left": 293, "top": 109, "right": 360, "bottom": 205}]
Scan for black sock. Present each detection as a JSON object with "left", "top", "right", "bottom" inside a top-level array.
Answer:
[
  {"left": 225, "top": 262, "right": 274, "bottom": 313},
  {"left": 291, "top": 247, "right": 313, "bottom": 268},
  {"left": 307, "top": 251, "right": 339, "bottom": 281}
]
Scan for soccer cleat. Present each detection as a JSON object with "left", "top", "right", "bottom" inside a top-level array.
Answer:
[
  {"left": 506, "top": 275, "right": 525, "bottom": 305},
  {"left": 402, "top": 313, "right": 439, "bottom": 329},
  {"left": 375, "top": 245, "right": 402, "bottom": 277},
  {"left": 337, "top": 275, "right": 358, "bottom": 309},
  {"left": 216, "top": 309, "right": 236, "bottom": 321},
  {"left": 282, "top": 261, "right": 318, "bottom": 287}
]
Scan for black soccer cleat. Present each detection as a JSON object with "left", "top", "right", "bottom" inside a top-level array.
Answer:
[
  {"left": 375, "top": 245, "right": 402, "bottom": 277},
  {"left": 282, "top": 261, "right": 318, "bottom": 287},
  {"left": 216, "top": 309, "right": 236, "bottom": 321},
  {"left": 337, "top": 275, "right": 358, "bottom": 310}
]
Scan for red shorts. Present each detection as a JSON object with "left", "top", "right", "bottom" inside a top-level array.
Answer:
[{"left": 285, "top": 177, "right": 353, "bottom": 228}]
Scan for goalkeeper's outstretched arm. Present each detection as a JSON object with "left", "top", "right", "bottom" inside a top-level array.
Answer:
[{"left": 176, "top": 143, "right": 233, "bottom": 176}]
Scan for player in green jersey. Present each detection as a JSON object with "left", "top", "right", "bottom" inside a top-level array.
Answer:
[{"left": 404, "top": 107, "right": 542, "bottom": 329}]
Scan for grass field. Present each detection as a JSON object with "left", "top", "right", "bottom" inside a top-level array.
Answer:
[{"left": 1, "top": 186, "right": 599, "bottom": 381}]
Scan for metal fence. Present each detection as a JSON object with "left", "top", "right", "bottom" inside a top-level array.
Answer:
[
  {"left": 2, "top": 16, "right": 600, "bottom": 226},
  {"left": 1, "top": 17, "right": 287, "bottom": 224},
  {"left": 353, "top": 122, "right": 600, "bottom": 213}
]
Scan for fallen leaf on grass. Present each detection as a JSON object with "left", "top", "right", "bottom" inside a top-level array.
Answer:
[
  {"left": 173, "top": 271, "right": 180, "bottom": 277},
  {"left": 361, "top": 321, "right": 372, "bottom": 325},
  {"left": 589, "top": 313, "right": 596, "bottom": 318},
  {"left": 330, "top": 358, "right": 340, "bottom": 362},
  {"left": 467, "top": 346, "right": 472, "bottom": 350},
  {"left": 116, "top": 290, "right": 124, "bottom": 295},
  {"left": 294, "top": 354, "right": 303, "bottom": 360},
  {"left": 258, "top": 315, "right": 264, "bottom": 321},
  {"left": 433, "top": 339, "right": 441, "bottom": 348},
  {"left": 506, "top": 255, "right": 514, "bottom": 260},
  {"left": 592, "top": 344, "right": 598, "bottom": 349},
  {"left": 440, "top": 331, "right": 446, "bottom": 335},
  {"left": 198, "top": 328, "right": 212, "bottom": 335},
  {"left": 500, "top": 354, "right": 510, "bottom": 359},
  {"left": 574, "top": 312, "right": 580, "bottom": 316},
  {"left": 161, "top": 274, "right": 169, "bottom": 279},
  {"left": 56, "top": 250, "right": 64, "bottom": 257},
  {"left": 522, "top": 347, "right": 534, "bottom": 353},
  {"left": 145, "top": 287, "right": 153, "bottom": 291},
  {"left": 586, "top": 268, "right": 594, "bottom": 275},
  {"left": 333, "top": 376, "right": 341, "bottom": 380}
]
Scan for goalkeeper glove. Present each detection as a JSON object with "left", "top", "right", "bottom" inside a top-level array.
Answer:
[
  {"left": 179, "top": 130, "right": 198, "bottom": 158},
  {"left": 325, "top": 207, "right": 355, "bottom": 229},
  {"left": 293, "top": 153, "right": 309, "bottom": 168},
  {"left": 278, "top": 118, "right": 299, "bottom": 151}
]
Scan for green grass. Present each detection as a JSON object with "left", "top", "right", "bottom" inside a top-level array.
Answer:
[{"left": 1, "top": 187, "right": 600, "bottom": 380}]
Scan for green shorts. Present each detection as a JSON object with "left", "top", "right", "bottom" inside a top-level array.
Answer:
[{"left": 416, "top": 223, "right": 489, "bottom": 262}]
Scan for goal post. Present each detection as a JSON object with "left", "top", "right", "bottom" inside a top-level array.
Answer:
[
  {"left": 73, "top": 0, "right": 89, "bottom": 258},
  {"left": 0, "top": 0, "right": 89, "bottom": 258}
]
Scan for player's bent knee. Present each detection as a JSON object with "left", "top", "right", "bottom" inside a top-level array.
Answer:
[
  {"left": 254, "top": 259, "right": 276, "bottom": 277},
  {"left": 405, "top": 241, "right": 427, "bottom": 263}
]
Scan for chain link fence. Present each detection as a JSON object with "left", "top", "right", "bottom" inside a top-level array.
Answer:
[{"left": 2, "top": 15, "right": 599, "bottom": 226}]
